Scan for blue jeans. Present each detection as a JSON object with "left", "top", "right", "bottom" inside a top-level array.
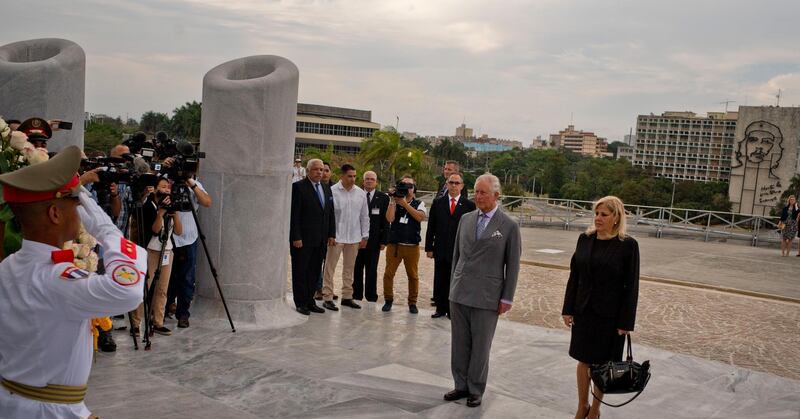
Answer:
[{"left": 167, "top": 240, "right": 198, "bottom": 320}]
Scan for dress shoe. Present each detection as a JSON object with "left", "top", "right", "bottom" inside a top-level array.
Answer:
[
  {"left": 443, "top": 389, "right": 469, "bottom": 401},
  {"left": 409, "top": 304, "right": 418, "bottom": 314},
  {"left": 296, "top": 307, "right": 310, "bottom": 315},
  {"left": 314, "top": 291, "right": 323, "bottom": 301},
  {"left": 177, "top": 318, "right": 190, "bottom": 328},
  {"left": 466, "top": 394, "right": 482, "bottom": 407},
  {"left": 431, "top": 312, "right": 447, "bottom": 319},
  {"left": 341, "top": 299, "right": 361, "bottom": 309},
  {"left": 97, "top": 329, "right": 116, "bottom": 352},
  {"left": 333, "top": 294, "right": 339, "bottom": 300},
  {"left": 153, "top": 326, "right": 172, "bottom": 336},
  {"left": 308, "top": 304, "right": 325, "bottom": 313},
  {"left": 323, "top": 301, "right": 339, "bottom": 311},
  {"left": 381, "top": 301, "right": 392, "bottom": 312}
]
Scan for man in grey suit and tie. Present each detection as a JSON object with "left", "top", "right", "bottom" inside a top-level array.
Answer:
[{"left": 444, "top": 173, "right": 521, "bottom": 408}]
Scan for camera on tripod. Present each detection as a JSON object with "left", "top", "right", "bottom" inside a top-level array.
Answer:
[{"left": 388, "top": 181, "right": 413, "bottom": 198}]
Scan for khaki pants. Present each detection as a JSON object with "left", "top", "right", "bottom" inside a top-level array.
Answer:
[
  {"left": 132, "top": 249, "right": 173, "bottom": 328},
  {"left": 382, "top": 244, "right": 420, "bottom": 305},
  {"left": 323, "top": 242, "right": 359, "bottom": 301}
]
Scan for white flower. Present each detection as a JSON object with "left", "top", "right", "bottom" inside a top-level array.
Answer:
[
  {"left": 86, "top": 252, "right": 99, "bottom": 273},
  {"left": 74, "top": 259, "right": 88, "bottom": 270},
  {"left": 23, "top": 145, "right": 49, "bottom": 165},
  {"left": 9, "top": 131, "right": 29, "bottom": 151},
  {"left": 0, "top": 119, "right": 8, "bottom": 141},
  {"left": 76, "top": 243, "right": 92, "bottom": 259}
]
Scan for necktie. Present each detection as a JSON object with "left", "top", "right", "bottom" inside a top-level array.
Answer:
[
  {"left": 315, "top": 183, "right": 324, "bottom": 207},
  {"left": 366, "top": 191, "right": 371, "bottom": 205},
  {"left": 450, "top": 198, "right": 456, "bottom": 215},
  {"left": 476, "top": 214, "right": 488, "bottom": 239}
]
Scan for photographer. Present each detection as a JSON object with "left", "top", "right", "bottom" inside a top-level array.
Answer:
[
  {"left": 162, "top": 158, "right": 212, "bottom": 329},
  {"left": 131, "top": 177, "right": 182, "bottom": 336},
  {"left": 381, "top": 175, "right": 426, "bottom": 314}
]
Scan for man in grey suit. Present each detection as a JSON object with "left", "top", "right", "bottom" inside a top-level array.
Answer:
[{"left": 444, "top": 173, "right": 521, "bottom": 408}]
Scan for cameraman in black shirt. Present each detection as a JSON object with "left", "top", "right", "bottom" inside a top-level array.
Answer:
[{"left": 381, "top": 175, "right": 427, "bottom": 314}]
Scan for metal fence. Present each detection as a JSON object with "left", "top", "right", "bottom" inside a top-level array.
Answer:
[{"left": 416, "top": 191, "right": 781, "bottom": 247}]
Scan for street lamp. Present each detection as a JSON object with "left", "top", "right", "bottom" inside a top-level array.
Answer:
[{"left": 669, "top": 179, "right": 676, "bottom": 208}]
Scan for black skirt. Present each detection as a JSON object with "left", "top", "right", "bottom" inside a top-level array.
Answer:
[{"left": 569, "top": 307, "right": 625, "bottom": 364}]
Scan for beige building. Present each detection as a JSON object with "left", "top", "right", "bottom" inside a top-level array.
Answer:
[
  {"left": 549, "top": 125, "right": 608, "bottom": 157},
  {"left": 633, "top": 111, "right": 737, "bottom": 182},
  {"left": 295, "top": 103, "right": 380, "bottom": 155},
  {"left": 728, "top": 106, "right": 800, "bottom": 216},
  {"left": 455, "top": 123, "right": 474, "bottom": 138}
]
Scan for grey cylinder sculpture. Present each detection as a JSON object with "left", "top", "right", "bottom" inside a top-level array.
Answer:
[
  {"left": 194, "top": 55, "right": 303, "bottom": 330},
  {"left": 0, "top": 38, "right": 85, "bottom": 152}
]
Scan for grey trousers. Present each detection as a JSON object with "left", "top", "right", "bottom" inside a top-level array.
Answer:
[{"left": 450, "top": 301, "right": 500, "bottom": 396}]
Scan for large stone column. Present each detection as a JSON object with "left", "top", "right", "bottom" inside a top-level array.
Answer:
[
  {"left": 0, "top": 38, "right": 85, "bottom": 152},
  {"left": 194, "top": 55, "right": 303, "bottom": 330}
]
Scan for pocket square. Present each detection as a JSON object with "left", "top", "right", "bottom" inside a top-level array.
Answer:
[{"left": 491, "top": 230, "right": 503, "bottom": 238}]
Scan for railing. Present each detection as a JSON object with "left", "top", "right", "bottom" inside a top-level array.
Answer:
[{"left": 415, "top": 191, "right": 780, "bottom": 247}]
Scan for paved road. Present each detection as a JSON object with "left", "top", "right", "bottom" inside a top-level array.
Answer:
[
  {"left": 306, "top": 224, "right": 800, "bottom": 380},
  {"left": 517, "top": 225, "right": 798, "bottom": 300}
]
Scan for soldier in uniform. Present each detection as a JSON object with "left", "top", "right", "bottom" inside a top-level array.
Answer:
[
  {"left": 0, "top": 146, "right": 147, "bottom": 418},
  {"left": 16, "top": 117, "right": 53, "bottom": 149}
]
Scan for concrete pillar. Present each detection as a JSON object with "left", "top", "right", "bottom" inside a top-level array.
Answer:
[
  {"left": 194, "top": 55, "right": 303, "bottom": 330},
  {"left": 0, "top": 38, "right": 85, "bottom": 152}
]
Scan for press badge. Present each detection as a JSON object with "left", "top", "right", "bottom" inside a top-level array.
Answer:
[
  {"left": 399, "top": 216, "right": 409, "bottom": 224},
  {"left": 371, "top": 208, "right": 380, "bottom": 215},
  {"left": 162, "top": 253, "right": 170, "bottom": 266}
]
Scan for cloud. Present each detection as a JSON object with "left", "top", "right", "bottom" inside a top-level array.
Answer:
[{"left": 2, "top": 0, "right": 800, "bottom": 142}]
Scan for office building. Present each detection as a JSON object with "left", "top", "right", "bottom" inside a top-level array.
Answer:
[{"left": 295, "top": 103, "right": 380, "bottom": 155}]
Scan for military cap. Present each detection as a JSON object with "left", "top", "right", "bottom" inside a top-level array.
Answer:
[
  {"left": 17, "top": 117, "right": 53, "bottom": 141},
  {"left": 0, "top": 145, "right": 82, "bottom": 203}
]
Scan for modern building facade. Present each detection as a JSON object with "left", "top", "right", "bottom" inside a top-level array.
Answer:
[
  {"left": 632, "top": 111, "right": 737, "bottom": 182},
  {"left": 455, "top": 123, "right": 474, "bottom": 138},
  {"left": 616, "top": 144, "right": 635, "bottom": 161},
  {"left": 549, "top": 125, "right": 608, "bottom": 157},
  {"left": 728, "top": 106, "right": 800, "bottom": 216},
  {"left": 295, "top": 103, "right": 380, "bottom": 155}
]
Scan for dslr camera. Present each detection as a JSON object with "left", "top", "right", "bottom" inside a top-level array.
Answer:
[{"left": 388, "top": 181, "right": 413, "bottom": 198}]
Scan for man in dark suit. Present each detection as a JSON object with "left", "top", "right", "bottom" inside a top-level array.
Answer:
[
  {"left": 290, "top": 158, "right": 336, "bottom": 315},
  {"left": 425, "top": 172, "right": 475, "bottom": 318},
  {"left": 444, "top": 173, "right": 521, "bottom": 408},
  {"left": 353, "top": 171, "right": 389, "bottom": 302},
  {"left": 436, "top": 160, "right": 460, "bottom": 198}
]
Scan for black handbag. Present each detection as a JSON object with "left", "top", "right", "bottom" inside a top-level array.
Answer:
[{"left": 590, "top": 334, "right": 651, "bottom": 407}]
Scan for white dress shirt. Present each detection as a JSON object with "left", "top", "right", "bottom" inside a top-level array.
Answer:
[
  {"left": 331, "top": 181, "right": 370, "bottom": 244},
  {"left": 172, "top": 180, "right": 206, "bottom": 247}
]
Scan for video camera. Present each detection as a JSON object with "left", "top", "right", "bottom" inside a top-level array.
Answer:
[
  {"left": 80, "top": 155, "right": 160, "bottom": 194},
  {"left": 388, "top": 181, "right": 413, "bottom": 198},
  {"left": 159, "top": 139, "right": 204, "bottom": 181}
]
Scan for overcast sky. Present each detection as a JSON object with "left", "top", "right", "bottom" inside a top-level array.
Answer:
[{"left": 4, "top": 0, "right": 800, "bottom": 143}]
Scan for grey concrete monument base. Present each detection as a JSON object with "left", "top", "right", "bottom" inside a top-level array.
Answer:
[
  {"left": 195, "top": 55, "right": 301, "bottom": 330},
  {"left": 0, "top": 38, "right": 86, "bottom": 152}
]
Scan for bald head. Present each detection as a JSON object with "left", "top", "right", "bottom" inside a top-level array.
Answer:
[{"left": 110, "top": 145, "right": 130, "bottom": 158}]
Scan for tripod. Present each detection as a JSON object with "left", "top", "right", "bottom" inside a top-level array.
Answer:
[
  {"left": 120, "top": 188, "right": 154, "bottom": 350},
  {"left": 142, "top": 212, "right": 173, "bottom": 350},
  {"left": 175, "top": 181, "right": 235, "bottom": 333}
]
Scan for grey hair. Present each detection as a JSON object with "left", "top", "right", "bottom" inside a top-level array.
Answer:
[
  {"left": 306, "top": 158, "right": 323, "bottom": 170},
  {"left": 475, "top": 173, "right": 502, "bottom": 194}
]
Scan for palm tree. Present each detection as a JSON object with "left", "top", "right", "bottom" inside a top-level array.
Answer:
[{"left": 359, "top": 127, "right": 423, "bottom": 184}]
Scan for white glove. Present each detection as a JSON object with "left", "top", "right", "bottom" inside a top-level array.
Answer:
[{"left": 77, "top": 186, "right": 120, "bottom": 242}]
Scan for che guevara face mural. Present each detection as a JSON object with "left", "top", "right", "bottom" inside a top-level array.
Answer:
[{"left": 732, "top": 120, "right": 784, "bottom": 179}]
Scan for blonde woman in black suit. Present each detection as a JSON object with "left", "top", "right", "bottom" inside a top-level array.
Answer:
[{"left": 562, "top": 196, "right": 640, "bottom": 419}]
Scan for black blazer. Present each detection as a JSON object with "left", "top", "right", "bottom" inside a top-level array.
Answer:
[
  {"left": 290, "top": 177, "right": 336, "bottom": 247},
  {"left": 425, "top": 194, "right": 476, "bottom": 262},
  {"left": 561, "top": 233, "right": 640, "bottom": 331},
  {"left": 365, "top": 190, "right": 390, "bottom": 250}
]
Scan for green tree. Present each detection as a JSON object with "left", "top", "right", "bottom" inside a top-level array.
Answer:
[
  {"left": 84, "top": 122, "right": 123, "bottom": 155},
  {"left": 170, "top": 101, "right": 202, "bottom": 140},
  {"left": 359, "top": 127, "right": 424, "bottom": 184},
  {"left": 432, "top": 139, "right": 468, "bottom": 163},
  {"left": 139, "top": 111, "right": 170, "bottom": 134}
]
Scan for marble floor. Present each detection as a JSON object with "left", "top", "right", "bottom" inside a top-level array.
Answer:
[{"left": 87, "top": 300, "right": 800, "bottom": 418}]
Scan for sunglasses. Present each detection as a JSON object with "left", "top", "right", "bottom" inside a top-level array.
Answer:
[{"left": 447, "top": 181, "right": 463, "bottom": 185}]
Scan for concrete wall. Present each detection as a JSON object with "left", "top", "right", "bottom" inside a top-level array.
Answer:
[
  {"left": 729, "top": 106, "right": 800, "bottom": 216},
  {"left": 0, "top": 38, "right": 85, "bottom": 151}
]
